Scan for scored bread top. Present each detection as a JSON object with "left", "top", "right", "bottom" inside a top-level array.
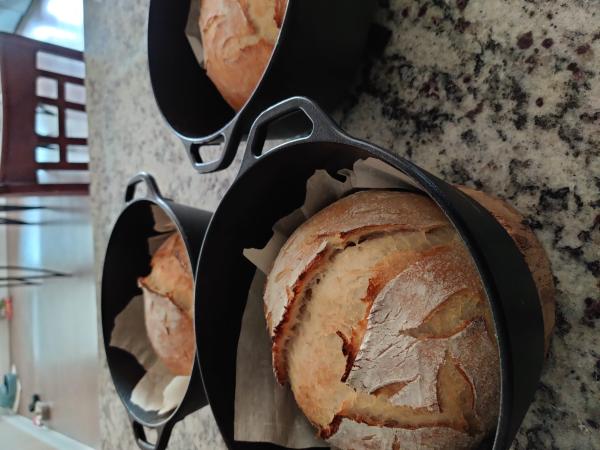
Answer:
[
  {"left": 139, "top": 233, "right": 194, "bottom": 319},
  {"left": 199, "top": 0, "right": 287, "bottom": 111},
  {"left": 141, "top": 284, "right": 195, "bottom": 376},
  {"left": 264, "top": 191, "right": 451, "bottom": 384},
  {"left": 264, "top": 190, "right": 500, "bottom": 448},
  {"left": 263, "top": 188, "right": 553, "bottom": 449}
]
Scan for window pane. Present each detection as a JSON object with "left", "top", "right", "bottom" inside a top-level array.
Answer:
[
  {"left": 36, "top": 51, "right": 85, "bottom": 78},
  {"left": 66, "top": 145, "right": 89, "bottom": 163},
  {"left": 35, "top": 103, "right": 59, "bottom": 137},
  {"left": 65, "top": 109, "right": 87, "bottom": 138},
  {"left": 36, "top": 170, "right": 89, "bottom": 184},
  {"left": 36, "top": 77, "right": 58, "bottom": 99},
  {"left": 35, "top": 144, "right": 60, "bottom": 163},
  {"left": 65, "top": 83, "right": 86, "bottom": 104}
]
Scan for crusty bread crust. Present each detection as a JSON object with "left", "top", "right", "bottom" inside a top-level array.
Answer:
[
  {"left": 264, "top": 189, "right": 554, "bottom": 449},
  {"left": 140, "top": 284, "right": 195, "bottom": 376},
  {"left": 265, "top": 191, "right": 450, "bottom": 384},
  {"left": 199, "top": 0, "right": 287, "bottom": 111},
  {"left": 140, "top": 233, "right": 194, "bottom": 318},
  {"left": 139, "top": 233, "right": 195, "bottom": 376}
]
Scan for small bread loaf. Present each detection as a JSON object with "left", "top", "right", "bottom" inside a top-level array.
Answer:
[
  {"left": 199, "top": 0, "right": 287, "bottom": 111},
  {"left": 139, "top": 233, "right": 195, "bottom": 376},
  {"left": 263, "top": 190, "right": 554, "bottom": 449}
]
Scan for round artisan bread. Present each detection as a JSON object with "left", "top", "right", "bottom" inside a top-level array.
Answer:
[
  {"left": 139, "top": 233, "right": 195, "bottom": 376},
  {"left": 263, "top": 189, "right": 554, "bottom": 449},
  {"left": 199, "top": 0, "right": 287, "bottom": 111}
]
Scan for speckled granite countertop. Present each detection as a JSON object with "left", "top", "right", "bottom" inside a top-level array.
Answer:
[{"left": 85, "top": 0, "right": 600, "bottom": 448}]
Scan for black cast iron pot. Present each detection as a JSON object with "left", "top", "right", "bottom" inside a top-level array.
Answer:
[
  {"left": 195, "top": 98, "right": 546, "bottom": 449},
  {"left": 101, "top": 173, "right": 211, "bottom": 450},
  {"left": 148, "top": 0, "right": 377, "bottom": 173}
]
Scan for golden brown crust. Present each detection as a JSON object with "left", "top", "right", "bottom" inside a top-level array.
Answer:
[
  {"left": 458, "top": 186, "right": 556, "bottom": 353},
  {"left": 265, "top": 188, "right": 554, "bottom": 449},
  {"left": 139, "top": 233, "right": 195, "bottom": 376},
  {"left": 199, "top": 0, "right": 287, "bottom": 111},
  {"left": 265, "top": 191, "right": 450, "bottom": 384},
  {"left": 271, "top": 247, "right": 328, "bottom": 383},
  {"left": 139, "top": 233, "right": 194, "bottom": 318},
  {"left": 140, "top": 284, "right": 195, "bottom": 376},
  {"left": 340, "top": 248, "right": 435, "bottom": 383},
  {"left": 342, "top": 245, "right": 497, "bottom": 434},
  {"left": 274, "top": 0, "right": 286, "bottom": 27},
  {"left": 264, "top": 191, "right": 506, "bottom": 449}
]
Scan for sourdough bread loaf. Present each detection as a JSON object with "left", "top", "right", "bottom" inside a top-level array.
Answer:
[
  {"left": 263, "top": 189, "right": 554, "bottom": 449},
  {"left": 139, "top": 233, "right": 195, "bottom": 376},
  {"left": 199, "top": 0, "right": 287, "bottom": 111}
]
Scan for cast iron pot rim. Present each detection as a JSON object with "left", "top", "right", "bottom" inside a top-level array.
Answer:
[
  {"left": 147, "top": 0, "right": 292, "bottom": 144},
  {"left": 195, "top": 99, "right": 542, "bottom": 449},
  {"left": 102, "top": 184, "right": 198, "bottom": 428}
]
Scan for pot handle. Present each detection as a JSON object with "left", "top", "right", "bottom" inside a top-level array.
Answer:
[
  {"left": 241, "top": 97, "right": 345, "bottom": 171},
  {"left": 125, "top": 172, "right": 163, "bottom": 204},
  {"left": 131, "top": 419, "right": 173, "bottom": 450},
  {"left": 188, "top": 116, "right": 243, "bottom": 174}
]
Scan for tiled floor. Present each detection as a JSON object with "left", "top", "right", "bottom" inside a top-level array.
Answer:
[{"left": 3, "top": 195, "right": 99, "bottom": 448}]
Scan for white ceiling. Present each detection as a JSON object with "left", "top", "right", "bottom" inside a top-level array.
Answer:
[
  {"left": 16, "top": 0, "right": 84, "bottom": 51},
  {"left": 0, "top": 0, "right": 32, "bottom": 33}
]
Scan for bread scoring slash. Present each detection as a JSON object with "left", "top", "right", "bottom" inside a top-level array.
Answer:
[{"left": 263, "top": 190, "right": 554, "bottom": 449}]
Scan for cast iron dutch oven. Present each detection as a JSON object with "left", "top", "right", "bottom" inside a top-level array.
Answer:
[
  {"left": 148, "top": 0, "right": 377, "bottom": 173},
  {"left": 195, "top": 98, "right": 546, "bottom": 449},
  {"left": 101, "top": 173, "right": 211, "bottom": 450}
]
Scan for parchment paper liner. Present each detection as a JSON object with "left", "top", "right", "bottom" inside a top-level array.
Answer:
[{"left": 186, "top": 0, "right": 204, "bottom": 68}]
